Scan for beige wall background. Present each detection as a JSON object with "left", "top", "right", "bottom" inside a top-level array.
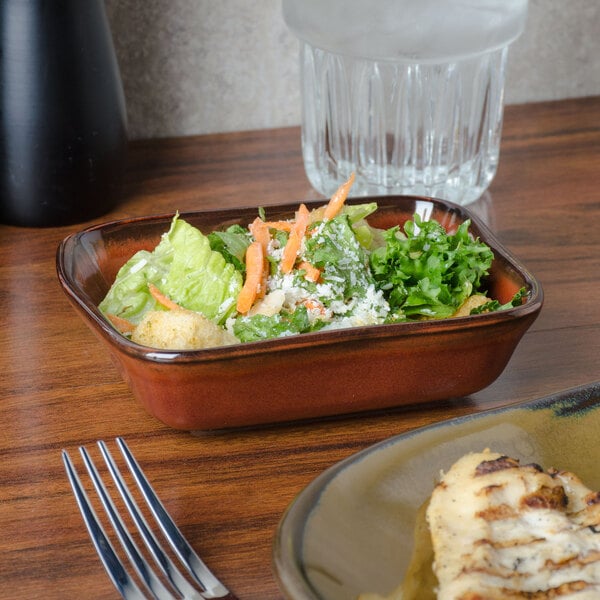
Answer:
[{"left": 105, "top": 0, "right": 600, "bottom": 140}]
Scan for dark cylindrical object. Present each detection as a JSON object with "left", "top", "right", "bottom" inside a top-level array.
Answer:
[{"left": 0, "top": 0, "right": 127, "bottom": 227}]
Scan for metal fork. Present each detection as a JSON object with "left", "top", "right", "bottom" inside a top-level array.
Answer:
[{"left": 62, "top": 437, "right": 237, "bottom": 600}]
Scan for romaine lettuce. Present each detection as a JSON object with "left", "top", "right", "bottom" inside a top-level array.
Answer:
[
  {"left": 208, "top": 225, "right": 250, "bottom": 273},
  {"left": 99, "top": 215, "right": 242, "bottom": 325}
]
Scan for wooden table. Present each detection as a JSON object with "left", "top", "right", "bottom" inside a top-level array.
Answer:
[{"left": 1, "top": 96, "right": 599, "bottom": 599}]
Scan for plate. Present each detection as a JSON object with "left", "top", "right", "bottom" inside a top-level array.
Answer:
[
  {"left": 273, "top": 382, "right": 600, "bottom": 599},
  {"left": 57, "top": 195, "right": 542, "bottom": 430}
]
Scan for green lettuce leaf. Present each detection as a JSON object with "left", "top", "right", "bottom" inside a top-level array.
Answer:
[
  {"left": 470, "top": 287, "right": 528, "bottom": 315},
  {"left": 304, "top": 214, "right": 374, "bottom": 305},
  {"left": 99, "top": 215, "right": 243, "bottom": 326},
  {"left": 233, "top": 305, "right": 323, "bottom": 342},
  {"left": 98, "top": 245, "right": 172, "bottom": 325},
  {"left": 208, "top": 225, "right": 250, "bottom": 273},
  {"left": 341, "top": 202, "right": 378, "bottom": 224},
  {"left": 369, "top": 215, "right": 494, "bottom": 319},
  {"left": 309, "top": 202, "right": 379, "bottom": 249},
  {"left": 342, "top": 202, "right": 380, "bottom": 249}
]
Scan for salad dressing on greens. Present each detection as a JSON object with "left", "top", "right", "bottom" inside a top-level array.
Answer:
[{"left": 99, "top": 175, "right": 526, "bottom": 349}]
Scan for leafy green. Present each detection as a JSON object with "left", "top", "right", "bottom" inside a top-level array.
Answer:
[
  {"left": 98, "top": 248, "right": 171, "bottom": 325},
  {"left": 208, "top": 225, "right": 250, "bottom": 273},
  {"left": 99, "top": 215, "right": 243, "bottom": 326},
  {"left": 369, "top": 215, "right": 494, "bottom": 319},
  {"left": 470, "top": 287, "right": 528, "bottom": 315},
  {"left": 342, "top": 202, "right": 380, "bottom": 248},
  {"left": 341, "top": 202, "right": 378, "bottom": 224},
  {"left": 233, "top": 305, "right": 324, "bottom": 342},
  {"left": 100, "top": 203, "right": 522, "bottom": 347},
  {"left": 304, "top": 215, "right": 374, "bottom": 305}
]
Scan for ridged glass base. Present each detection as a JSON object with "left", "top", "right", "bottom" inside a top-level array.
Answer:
[{"left": 299, "top": 43, "right": 509, "bottom": 205}]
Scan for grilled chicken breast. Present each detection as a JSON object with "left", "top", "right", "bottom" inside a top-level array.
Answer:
[{"left": 427, "top": 450, "right": 600, "bottom": 599}]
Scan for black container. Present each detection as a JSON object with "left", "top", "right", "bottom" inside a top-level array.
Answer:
[{"left": 0, "top": 0, "right": 127, "bottom": 227}]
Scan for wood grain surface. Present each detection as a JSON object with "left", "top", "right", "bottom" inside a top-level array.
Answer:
[{"left": 1, "top": 96, "right": 599, "bottom": 599}]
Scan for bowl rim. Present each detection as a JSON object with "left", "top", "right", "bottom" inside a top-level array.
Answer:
[{"left": 56, "top": 195, "right": 544, "bottom": 364}]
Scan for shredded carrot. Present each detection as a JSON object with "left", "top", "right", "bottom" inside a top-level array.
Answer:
[
  {"left": 148, "top": 282, "right": 181, "bottom": 310},
  {"left": 249, "top": 217, "right": 270, "bottom": 250},
  {"left": 248, "top": 217, "right": 270, "bottom": 299},
  {"left": 280, "top": 203, "right": 310, "bottom": 274},
  {"left": 263, "top": 220, "right": 293, "bottom": 232},
  {"left": 298, "top": 260, "right": 321, "bottom": 283},
  {"left": 237, "top": 241, "right": 264, "bottom": 313},
  {"left": 107, "top": 313, "right": 136, "bottom": 334},
  {"left": 323, "top": 172, "right": 356, "bottom": 221}
]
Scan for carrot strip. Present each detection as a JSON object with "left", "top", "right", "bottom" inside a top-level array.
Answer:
[
  {"left": 323, "top": 172, "right": 356, "bottom": 220},
  {"left": 148, "top": 282, "right": 181, "bottom": 310},
  {"left": 237, "top": 241, "right": 264, "bottom": 313},
  {"left": 249, "top": 217, "right": 270, "bottom": 250},
  {"left": 107, "top": 313, "right": 136, "bottom": 334},
  {"left": 248, "top": 217, "right": 270, "bottom": 299},
  {"left": 298, "top": 260, "right": 321, "bottom": 283},
  {"left": 280, "top": 203, "right": 310, "bottom": 274},
  {"left": 263, "top": 220, "right": 293, "bottom": 232}
]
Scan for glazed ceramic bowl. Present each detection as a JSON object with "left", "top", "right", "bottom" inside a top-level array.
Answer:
[
  {"left": 56, "top": 195, "right": 543, "bottom": 430},
  {"left": 272, "top": 382, "right": 600, "bottom": 599}
]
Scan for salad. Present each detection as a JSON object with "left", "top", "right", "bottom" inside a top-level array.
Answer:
[{"left": 99, "top": 175, "right": 526, "bottom": 350}]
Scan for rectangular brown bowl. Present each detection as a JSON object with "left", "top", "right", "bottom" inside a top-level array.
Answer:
[{"left": 56, "top": 196, "right": 543, "bottom": 430}]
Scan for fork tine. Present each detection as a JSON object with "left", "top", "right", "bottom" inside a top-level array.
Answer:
[
  {"left": 116, "top": 437, "right": 236, "bottom": 600},
  {"left": 62, "top": 449, "right": 147, "bottom": 600},
  {"left": 65, "top": 440, "right": 238, "bottom": 600},
  {"left": 79, "top": 445, "right": 177, "bottom": 600},
  {"left": 99, "top": 441, "right": 206, "bottom": 600}
]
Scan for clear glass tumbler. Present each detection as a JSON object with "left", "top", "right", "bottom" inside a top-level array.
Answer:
[{"left": 283, "top": 0, "right": 528, "bottom": 206}]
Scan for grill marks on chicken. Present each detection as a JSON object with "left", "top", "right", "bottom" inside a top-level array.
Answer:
[{"left": 426, "top": 450, "right": 600, "bottom": 599}]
